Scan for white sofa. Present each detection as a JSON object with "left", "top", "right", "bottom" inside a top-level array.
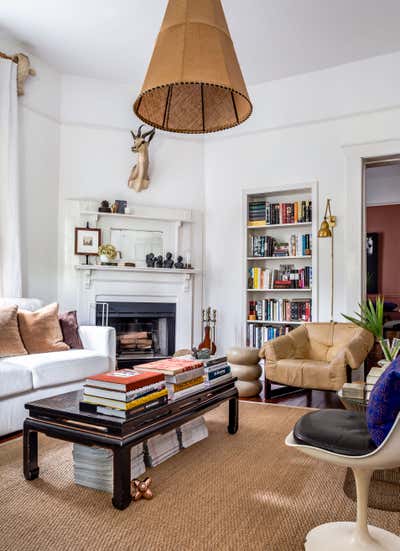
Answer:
[{"left": 0, "top": 298, "right": 116, "bottom": 437}]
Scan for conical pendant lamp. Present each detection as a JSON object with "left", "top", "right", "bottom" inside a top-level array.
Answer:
[{"left": 133, "top": 0, "right": 252, "bottom": 134}]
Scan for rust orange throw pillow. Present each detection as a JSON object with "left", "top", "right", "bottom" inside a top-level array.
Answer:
[
  {"left": 18, "top": 303, "right": 70, "bottom": 354},
  {"left": 0, "top": 305, "right": 27, "bottom": 357}
]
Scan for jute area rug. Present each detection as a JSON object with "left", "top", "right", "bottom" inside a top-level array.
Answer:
[{"left": 0, "top": 402, "right": 399, "bottom": 551}]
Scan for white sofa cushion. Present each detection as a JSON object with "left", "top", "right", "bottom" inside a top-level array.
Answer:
[
  {"left": 0, "top": 360, "right": 33, "bottom": 398},
  {"left": 3, "top": 349, "right": 110, "bottom": 390},
  {"left": 0, "top": 298, "right": 43, "bottom": 311}
]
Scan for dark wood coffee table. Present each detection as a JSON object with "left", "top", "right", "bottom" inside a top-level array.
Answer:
[{"left": 23, "top": 378, "right": 238, "bottom": 510}]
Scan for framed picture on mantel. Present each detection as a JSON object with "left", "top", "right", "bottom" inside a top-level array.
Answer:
[{"left": 74, "top": 227, "right": 101, "bottom": 256}]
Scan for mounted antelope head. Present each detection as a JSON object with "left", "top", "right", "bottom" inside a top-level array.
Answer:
[{"left": 128, "top": 125, "right": 156, "bottom": 192}]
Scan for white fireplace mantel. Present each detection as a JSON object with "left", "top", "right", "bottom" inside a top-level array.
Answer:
[
  {"left": 59, "top": 199, "right": 204, "bottom": 350},
  {"left": 75, "top": 264, "right": 199, "bottom": 350}
]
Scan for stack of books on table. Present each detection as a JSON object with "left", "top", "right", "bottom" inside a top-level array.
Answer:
[
  {"left": 203, "top": 356, "right": 232, "bottom": 386},
  {"left": 341, "top": 381, "right": 365, "bottom": 400},
  {"left": 81, "top": 369, "right": 168, "bottom": 418},
  {"left": 145, "top": 429, "right": 180, "bottom": 467},
  {"left": 366, "top": 366, "right": 387, "bottom": 400},
  {"left": 179, "top": 417, "right": 208, "bottom": 448},
  {"left": 136, "top": 358, "right": 206, "bottom": 401},
  {"left": 73, "top": 443, "right": 145, "bottom": 493}
]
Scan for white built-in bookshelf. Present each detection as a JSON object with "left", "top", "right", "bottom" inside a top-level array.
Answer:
[{"left": 243, "top": 182, "right": 318, "bottom": 348}]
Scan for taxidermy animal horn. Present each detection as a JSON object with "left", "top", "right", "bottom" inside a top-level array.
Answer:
[
  {"left": 130, "top": 130, "right": 136, "bottom": 140},
  {"left": 142, "top": 128, "right": 156, "bottom": 142},
  {"left": 137, "top": 124, "right": 145, "bottom": 137}
]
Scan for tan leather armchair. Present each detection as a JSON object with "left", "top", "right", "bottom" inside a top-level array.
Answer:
[{"left": 259, "top": 323, "right": 373, "bottom": 397}]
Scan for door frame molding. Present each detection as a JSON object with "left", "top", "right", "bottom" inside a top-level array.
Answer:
[{"left": 343, "top": 139, "right": 400, "bottom": 314}]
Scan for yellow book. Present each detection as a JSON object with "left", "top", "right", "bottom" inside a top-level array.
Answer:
[
  {"left": 253, "top": 267, "right": 259, "bottom": 289},
  {"left": 248, "top": 220, "right": 266, "bottom": 227},
  {"left": 170, "top": 376, "right": 205, "bottom": 392},
  {"left": 83, "top": 388, "right": 168, "bottom": 411}
]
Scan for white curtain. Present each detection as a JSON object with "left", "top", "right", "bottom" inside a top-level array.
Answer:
[{"left": 0, "top": 58, "right": 22, "bottom": 297}]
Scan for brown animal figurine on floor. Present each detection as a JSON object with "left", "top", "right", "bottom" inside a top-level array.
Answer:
[
  {"left": 131, "top": 477, "right": 153, "bottom": 501},
  {"left": 128, "top": 125, "right": 156, "bottom": 192}
]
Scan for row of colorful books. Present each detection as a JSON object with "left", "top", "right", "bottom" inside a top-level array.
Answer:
[
  {"left": 248, "top": 265, "right": 312, "bottom": 290},
  {"left": 249, "top": 299, "right": 312, "bottom": 322},
  {"left": 249, "top": 234, "right": 312, "bottom": 257},
  {"left": 81, "top": 356, "right": 232, "bottom": 419},
  {"left": 248, "top": 200, "right": 312, "bottom": 226},
  {"left": 247, "top": 324, "right": 291, "bottom": 347}
]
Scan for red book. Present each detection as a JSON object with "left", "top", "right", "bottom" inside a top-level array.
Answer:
[
  {"left": 135, "top": 358, "right": 203, "bottom": 375},
  {"left": 85, "top": 369, "right": 164, "bottom": 391}
]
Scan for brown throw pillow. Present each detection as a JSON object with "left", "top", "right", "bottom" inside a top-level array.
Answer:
[
  {"left": 59, "top": 310, "right": 83, "bottom": 349},
  {"left": 0, "top": 305, "right": 27, "bottom": 357},
  {"left": 18, "top": 303, "right": 70, "bottom": 354}
]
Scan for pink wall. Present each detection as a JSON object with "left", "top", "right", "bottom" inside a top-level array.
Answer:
[{"left": 367, "top": 204, "right": 400, "bottom": 303}]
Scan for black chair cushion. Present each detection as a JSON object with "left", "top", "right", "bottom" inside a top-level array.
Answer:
[{"left": 293, "top": 409, "right": 377, "bottom": 456}]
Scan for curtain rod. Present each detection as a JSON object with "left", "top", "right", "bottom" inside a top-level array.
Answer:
[{"left": 0, "top": 51, "right": 17, "bottom": 63}]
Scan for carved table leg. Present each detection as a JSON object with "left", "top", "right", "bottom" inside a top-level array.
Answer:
[
  {"left": 23, "top": 421, "right": 39, "bottom": 480},
  {"left": 228, "top": 396, "right": 239, "bottom": 434},
  {"left": 112, "top": 446, "right": 132, "bottom": 510}
]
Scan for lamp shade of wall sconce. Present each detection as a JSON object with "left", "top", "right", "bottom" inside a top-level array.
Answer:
[
  {"left": 133, "top": 0, "right": 252, "bottom": 134},
  {"left": 317, "top": 219, "right": 332, "bottom": 238}
]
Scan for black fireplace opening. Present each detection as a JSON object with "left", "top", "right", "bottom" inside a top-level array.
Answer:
[{"left": 96, "top": 302, "right": 176, "bottom": 368}]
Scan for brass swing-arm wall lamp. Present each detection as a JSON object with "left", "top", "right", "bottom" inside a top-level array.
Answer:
[{"left": 318, "top": 199, "right": 336, "bottom": 321}]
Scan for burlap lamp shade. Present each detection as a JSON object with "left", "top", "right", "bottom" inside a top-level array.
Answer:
[{"left": 133, "top": 0, "right": 252, "bottom": 134}]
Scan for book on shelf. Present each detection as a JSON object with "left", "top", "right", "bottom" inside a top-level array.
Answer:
[
  {"left": 249, "top": 298, "right": 311, "bottom": 323},
  {"left": 247, "top": 323, "right": 291, "bottom": 347},
  {"left": 248, "top": 265, "right": 312, "bottom": 290},
  {"left": 249, "top": 234, "right": 312, "bottom": 258},
  {"left": 248, "top": 200, "right": 312, "bottom": 226}
]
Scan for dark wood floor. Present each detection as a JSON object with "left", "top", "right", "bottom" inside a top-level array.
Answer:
[{"left": 240, "top": 381, "right": 344, "bottom": 409}]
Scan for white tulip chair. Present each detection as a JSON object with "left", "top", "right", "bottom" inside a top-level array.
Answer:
[{"left": 286, "top": 411, "right": 400, "bottom": 550}]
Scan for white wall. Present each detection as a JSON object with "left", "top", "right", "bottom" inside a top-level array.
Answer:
[
  {"left": 204, "top": 52, "right": 400, "bottom": 352},
  {"left": 0, "top": 31, "right": 61, "bottom": 303},
  {"left": 366, "top": 164, "right": 400, "bottom": 205},
  {"left": 58, "top": 75, "right": 205, "bottom": 343}
]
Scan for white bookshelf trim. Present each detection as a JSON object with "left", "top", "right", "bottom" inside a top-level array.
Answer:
[
  {"left": 242, "top": 180, "right": 319, "bottom": 346},
  {"left": 247, "top": 320, "right": 303, "bottom": 325},
  {"left": 247, "top": 288, "right": 312, "bottom": 292},
  {"left": 247, "top": 222, "right": 312, "bottom": 229},
  {"left": 247, "top": 255, "right": 311, "bottom": 260}
]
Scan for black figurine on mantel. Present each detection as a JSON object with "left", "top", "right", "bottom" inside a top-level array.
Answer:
[
  {"left": 146, "top": 253, "right": 156, "bottom": 268},
  {"left": 98, "top": 200, "right": 111, "bottom": 213},
  {"left": 155, "top": 255, "right": 163, "bottom": 268},
  {"left": 174, "top": 255, "right": 184, "bottom": 269},
  {"left": 163, "top": 252, "right": 174, "bottom": 268}
]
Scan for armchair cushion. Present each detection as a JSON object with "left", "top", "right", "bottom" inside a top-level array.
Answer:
[
  {"left": 367, "top": 358, "right": 400, "bottom": 446},
  {"left": 259, "top": 325, "right": 309, "bottom": 361},
  {"left": 259, "top": 322, "right": 373, "bottom": 392},
  {"left": 293, "top": 410, "right": 377, "bottom": 456}
]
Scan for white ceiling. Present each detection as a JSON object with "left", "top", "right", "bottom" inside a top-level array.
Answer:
[{"left": 1, "top": 0, "right": 400, "bottom": 86}]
